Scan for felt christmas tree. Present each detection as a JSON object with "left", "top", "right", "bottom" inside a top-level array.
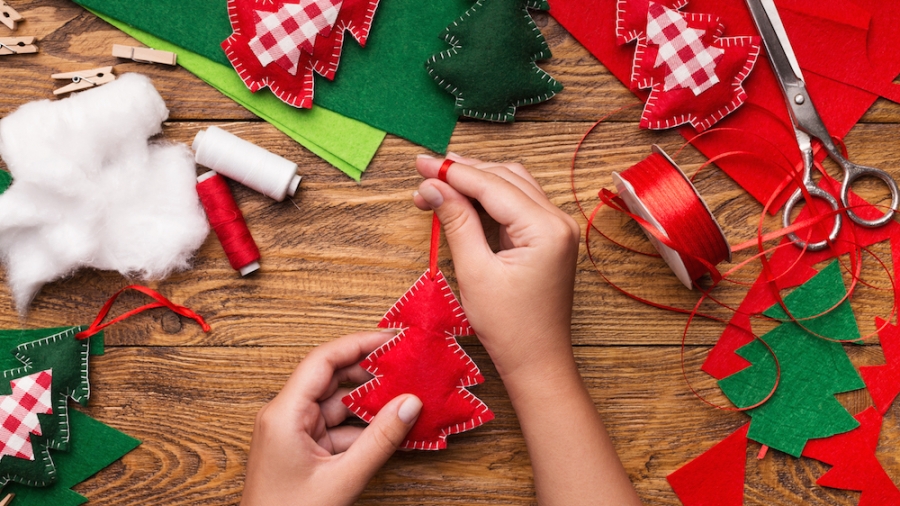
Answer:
[
  {"left": 222, "top": 0, "right": 381, "bottom": 108},
  {"left": 0, "top": 326, "right": 139, "bottom": 506},
  {"left": 424, "top": 0, "right": 563, "bottom": 122},
  {"left": 718, "top": 261, "right": 865, "bottom": 457},
  {"left": 343, "top": 268, "right": 494, "bottom": 450}
]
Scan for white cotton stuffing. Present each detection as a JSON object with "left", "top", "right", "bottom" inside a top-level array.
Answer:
[{"left": 0, "top": 73, "right": 210, "bottom": 313}]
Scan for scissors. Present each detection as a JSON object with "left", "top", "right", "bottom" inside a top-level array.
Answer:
[{"left": 745, "top": 0, "right": 899, "bottom": 250}]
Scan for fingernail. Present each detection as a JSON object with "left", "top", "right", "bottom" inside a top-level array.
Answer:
[
  {"left": 417, "top": 154, "right": 435, "bottom": 159},
  {"left": 417, "top": 184, "right": 444, "bottom": 208},
  {"left": 398, "top": 395, "right": 422, "bottom": 424}
]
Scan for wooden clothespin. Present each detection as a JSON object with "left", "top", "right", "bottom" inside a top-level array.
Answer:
[
  {"left": 0, "top": 492, "right": 14, "bottom": 506},
  {"left": 112, "top": 44, "right": 176, "bottom": 66},
  {"left": 0, "top": 36, "right": 36, "bottom": 55},
  {"left": 51, "top": 66, "right": 115, "bottom": 95},
  {"left": 0, "top": 0, "right": 22, "bottom": 30}
]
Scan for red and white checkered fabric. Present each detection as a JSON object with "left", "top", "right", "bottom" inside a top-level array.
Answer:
[
  {"left": 647, "top": 2, "right": 723, "bottom": 95},
  {"left": 0, "top": 369, "right": 53, "bottom": 461},
  {"left": 248, "top": 0, "right": 343, "bottom": 75}
]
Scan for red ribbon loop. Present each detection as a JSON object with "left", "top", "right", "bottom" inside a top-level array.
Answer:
[{"left": 75, "top": 285, "right": 211, "bottom": 340}]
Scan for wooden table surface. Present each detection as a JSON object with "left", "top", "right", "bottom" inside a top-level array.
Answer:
[{"left": 2, "top": 1, "right": 900, "bottom": 504}]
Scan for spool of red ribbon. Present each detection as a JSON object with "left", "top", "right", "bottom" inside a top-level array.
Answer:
[
  {"left": 196, "top": 171, "right": 261, "bottom": 276},
  {"left": 612, "top": 145, "right": 730, "bottom": 288}
]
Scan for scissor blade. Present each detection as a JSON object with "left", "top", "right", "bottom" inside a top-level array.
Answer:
[{"left": 745, "top": 0, "right": 804, "bottom": 88}]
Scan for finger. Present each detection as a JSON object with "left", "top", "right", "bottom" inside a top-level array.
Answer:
[
  {"left": 445, "top": 151, "right": 485, "bottom": 166},
  {"left": 341, "top": 394, "right": 422, "bottom": 479},
  {"left": 417, "top": 157, "right": 550, "bottom": 228},
  {"left": 320, "top": 387, "right": 355, "bottom": 427},
  {"left": 278, "top": 331, "right": 397, "bottom": 403},
  {"left": 326, "top": 425, "right": 365, "bottom": 454},
  {"left": 475, "top": 165, "right": 549, "bottom": 205},
  {"left": 334, "top": 362, "right": 375, "bottom": 386}
]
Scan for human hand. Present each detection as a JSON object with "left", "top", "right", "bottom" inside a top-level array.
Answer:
[
  {"left": 240, "top": 331, "right": 422, "bottom": 506},
  {"left": 413, "top": 154, "right": 581, "bottom": 383}
]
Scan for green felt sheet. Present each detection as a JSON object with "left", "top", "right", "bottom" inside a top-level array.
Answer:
[
  {"left": 426, "top": 0, "right": 562, "bottom": 122},
  {"left": 0, "top": 171, "right": 10, "bottom": 193},
  {"left": 718, "top": 262, "right": 865, "bottom": 457},
  {"left": 75, "top": 0, "right": 463, "bottom": 153},
  {"left": 4, "top": 409, "right": 141, "bottom": 506},
  {"left": 93, "top": 12, "right": 383, "bottom": 181}
]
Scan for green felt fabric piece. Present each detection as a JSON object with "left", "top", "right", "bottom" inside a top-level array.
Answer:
[
  {"left": 0, "top": 328, "right": 92, "bottom": 487},
  {"left": 93, "top": 12, "right": 383, "bottom": 181},
  {"left": 425, "top": 0, "right": 563, "bottom": 122},
  {"left": 4, "top": 409, "right": 140, "bottom": 506},
  {"left": 0, "top": 171, "right": 10, "bottom": 194},
  {"left": 74, "top": 0, "right": 463, "bottom": 153},
  {"left": 718, "top": 262, "right": 865, "bottom": 457}
]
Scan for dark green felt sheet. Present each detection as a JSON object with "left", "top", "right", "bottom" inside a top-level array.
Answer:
[{"left": 73, "top": 0, "right": 465, "bottom": 152}]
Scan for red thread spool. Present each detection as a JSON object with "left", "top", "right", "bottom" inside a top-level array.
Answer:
[
  {"left": 612, "top": 146, "right": 730, "bottom": 288},
  {"left": 197, "top": 171, "right": 261, "bottom": 276}
]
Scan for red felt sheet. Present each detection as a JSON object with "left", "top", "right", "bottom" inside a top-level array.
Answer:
[{"left": 667, "top": 423, "right": 749, "bottom": 506}]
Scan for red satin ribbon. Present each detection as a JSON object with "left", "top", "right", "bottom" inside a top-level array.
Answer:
[
  {"left": 429, "top": 159, "right": 454, "bottom": 280},
  {"left": 75, "top": 285, "right": 211, "bottom": 340}
]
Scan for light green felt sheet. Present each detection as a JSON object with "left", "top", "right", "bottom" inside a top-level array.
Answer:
[
  {"left": 94, "top": 11, "right": 385, "bottom": 181},
  {"left": 718, "top": 262, "right": 865, "bottom": 457},
  {"left": 74, "top": 0, "right": 463, "bottom": 153}
]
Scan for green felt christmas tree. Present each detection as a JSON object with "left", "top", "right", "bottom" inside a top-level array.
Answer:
[
  {"left": 0, "top": 327, "right": 139, "bottom": 504},
  {"left": 425, "top": 0, "right": 563, "bottom": 122},
  {"left": 718, "top": 261, "right": 865, "bottom": 457}
]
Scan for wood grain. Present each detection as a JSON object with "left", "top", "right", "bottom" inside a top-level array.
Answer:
[{"left": 1, "top": 1, "right": 899, "bottom": 504}]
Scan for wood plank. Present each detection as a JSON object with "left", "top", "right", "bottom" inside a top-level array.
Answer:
[{"left": 72, "top": 345, "right": 895, "bottom": 505}]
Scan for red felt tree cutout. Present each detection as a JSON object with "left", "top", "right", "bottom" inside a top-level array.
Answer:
[
  {"left": 860, "top": 318, "right": 900, "bottom": 416},
  {"left": 343, "top": 210, "right": 493, "bottom": 450},
  {"left": 628, "top": 1, "right": 760, "bottom": 131},
  {"left": 222, "top": 0, "right": 379, "bottom": 108},
  {"left": 0, "top": 370, "right": 53, "bottom": 461},
  {"left": 667, "top": 423, "right": 749, "bottom": 506},
  {"left": 802, "top": 407, "right": 900, "bottom": 505}
]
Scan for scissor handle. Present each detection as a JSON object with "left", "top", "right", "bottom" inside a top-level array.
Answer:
[
  {"left": 838, "top": 159, "right": 900, "bottom": 228},
  {"left": 783, "top": 185, "right": 842, "bottom": 251}
]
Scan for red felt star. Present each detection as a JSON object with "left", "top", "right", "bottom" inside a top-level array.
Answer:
[
  {"left": 631, "top": 2, "right": 760, "bottom": 131},
  {"left": 343, "top": 270, "right": 493, "bottom": 450},
  {"left": 860, "top": 319, "right": 900, "bottom": 415},
  {"left": 222, "top": 0, "right": 379, "bottom": 108},
  {"left": 802, "top": 407, "right": 900, "bottom": 505},
  {"left": 667, "top": 424, "right": 749, "bottom": 506}
]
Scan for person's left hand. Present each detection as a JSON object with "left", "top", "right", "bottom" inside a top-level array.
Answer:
[{"left": 241, "top": 331, "right": 423, "bottom": 506}]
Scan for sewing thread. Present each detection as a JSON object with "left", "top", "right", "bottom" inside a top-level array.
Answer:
[
  {"left": 193, "top": 126, "right": 301, "bottom": 202},
  {"left": 196, "top": 172, "right": 261, "bottom": 276},
  {"left": 612, "top": 146, "right": 730, "bottom": 288}
]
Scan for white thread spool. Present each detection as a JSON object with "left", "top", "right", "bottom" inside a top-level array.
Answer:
[{"left": 192, "top": 126, "right": 301, "bottom": 202}]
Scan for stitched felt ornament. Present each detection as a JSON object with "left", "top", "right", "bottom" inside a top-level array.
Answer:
[
  {"left": 344, "top": 165, "right": 493, "bottom": 449},
  {"left": 425, "top": 0, "right": 563, "bottom": 122},
  {"left": 624, "top": 1, "right": 760, "bottom": 130},
  {"left": 802, "top": 407, "right": 900, "bottom": 506},
  {"left": 717, "top": 262, "right": 865, "bottom": 457},
  {"left": 0, "top": 286, "right": 207, "bottom": 492},
  {"left": 222, "top": 0, "right": 380, "bottom": 108}
]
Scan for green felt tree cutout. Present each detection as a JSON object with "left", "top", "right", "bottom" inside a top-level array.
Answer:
[
  {"left": 0, "top": 327, "right": 95, "bottom": 487},
  {"left": 718, "top": 261, "right": 865, "bottom": 457},
  {"left": 425, "top": 0, "right": 563, "bottom": 122}
]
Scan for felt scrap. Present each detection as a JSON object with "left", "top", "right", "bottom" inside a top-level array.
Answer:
[
  {"left": 667, "top": 423, "right": 749, "bottom": 506},
  {"left": 549, "top": 0, "right": 900, "bottom": 209},
  {"left": 702, "top": 175, "right": 900, "bottom": 379},
  {"left": 718, "top": 262, "right": 865, "bottom": 457},
  {"left": 425, "top": 0, "right": 563, "bottom": 122},
  {"left": 343, "top": 270, "right": 493, "bottom": 450},
  {"left": 74, "top": 0, "right": 463, "bottom": 153},
  {"left": 802, "top": 407, "right": 900, "bottom": 506},
  {"left": 860, "top": 318, "right": 900, "bottom": 416},
  {"left": 222, "top": 0, "right": 378, "bottom": 108},
  {"left": 0, "top": 73, "right": 209, "bottom": 312},
  {"left": 93, "top": 10, "right": 384, "bottom": 181},
  {"left": 627, "top": 1, "right": 760, "bottom": 131}
]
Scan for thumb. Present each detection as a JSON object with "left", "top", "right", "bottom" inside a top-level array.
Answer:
[
  {"left": 415, "top": 178, "right": 494, "bottom": 270},
  {"left": 343, "top": 394, "right": 422, "bottom": 477}
]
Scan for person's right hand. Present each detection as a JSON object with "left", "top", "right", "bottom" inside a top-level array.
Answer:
[{"left": 413, "top": 154, "right": 581, "bottom": 383}]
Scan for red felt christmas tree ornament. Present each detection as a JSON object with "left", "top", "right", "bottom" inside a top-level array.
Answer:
[{"left": 343, "top": 160, "right": 493, "bottom": 450}]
